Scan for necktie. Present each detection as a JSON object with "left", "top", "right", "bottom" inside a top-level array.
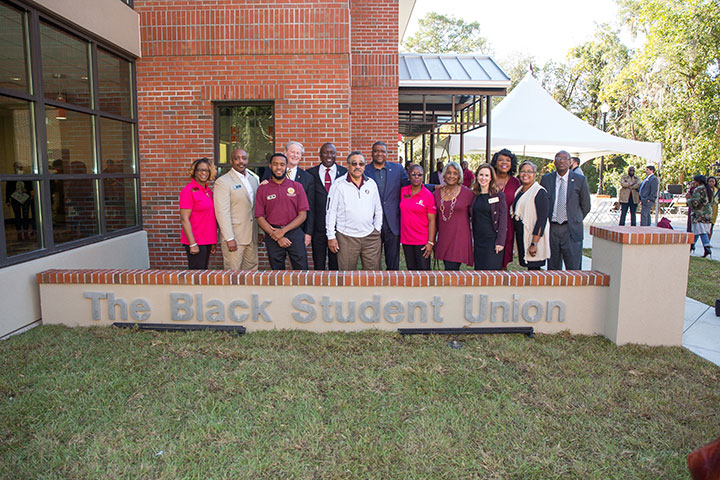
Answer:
[
  {"left": 556, "top": 177, "right": 567, "bottom": 223},
  {"left": 324, "top": 168, "right": 332, "bottom": 193}
]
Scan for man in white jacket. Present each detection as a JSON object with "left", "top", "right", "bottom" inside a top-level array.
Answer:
[{"left": 326, "top": 152, "right": 383, "bottom": 270}]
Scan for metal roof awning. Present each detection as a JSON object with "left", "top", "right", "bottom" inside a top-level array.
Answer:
[{"left": 399, "top": 53, "right": 510, "bottom": 138}]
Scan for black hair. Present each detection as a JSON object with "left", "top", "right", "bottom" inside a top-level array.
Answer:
[{"left": 490, "top": 148, "right": 518, "bottom": 176}]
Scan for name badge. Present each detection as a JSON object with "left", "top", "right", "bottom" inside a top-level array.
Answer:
[
  {"left": 267, "top": 194, "right": 276, "bottom": 200},
  {"left": 233, "top": 184, "right": 243, "bottom": 190},
  {"left": 488, "top": 197, "right": 499, "bottom": 204}
]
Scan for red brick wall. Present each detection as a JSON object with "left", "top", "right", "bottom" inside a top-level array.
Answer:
[{"left": 135, "top": 0, "right": 398, "bottom": 269}]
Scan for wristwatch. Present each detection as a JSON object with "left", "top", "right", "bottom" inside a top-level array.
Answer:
[{"left": 530, "top": 242, "right": 537, "bottom": 247}]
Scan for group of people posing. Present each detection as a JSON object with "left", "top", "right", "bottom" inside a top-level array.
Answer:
[{"left": 179, "top": 143, "right": 592, "bottom": 272}]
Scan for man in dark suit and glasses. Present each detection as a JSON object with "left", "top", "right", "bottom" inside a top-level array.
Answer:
[
  {"left": 364, "top": 141, "right": 410, "bottom": 270},
  {"left": 306, "top": 143, "right": 348, "bottom": 270},
  {"left": 540, "top": 150, "right": 591, "bottom": 270}
]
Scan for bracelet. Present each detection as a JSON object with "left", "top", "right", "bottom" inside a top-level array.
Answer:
[
  {"left": 427, "top": 241, "right": 435, "bottom": 246},
  {"left": 189, "top": 243, "right": 198, "bottom": 247}
]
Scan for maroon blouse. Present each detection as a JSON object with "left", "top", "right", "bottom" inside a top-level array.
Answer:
[{"left": 433, "top": 186, "right": 474, "bottom": 266}]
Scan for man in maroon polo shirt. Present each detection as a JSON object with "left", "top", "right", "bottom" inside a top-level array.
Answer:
[{"left": 255, "top": 153, "right": 310, "bottom": 269}]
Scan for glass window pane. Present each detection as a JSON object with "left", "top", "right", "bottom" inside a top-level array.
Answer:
[
  {"left": 50, "top": 178, "right": 98, "bottom": 243},
  {"left": 3, "top": 180, "right": 40, "bottom": 256},
  {"left": 0, "top": 95, "right": 35, "bottom": 174},
  {"left": 0, "top": 3, "right": 29, "bottom": 92},
  {"left": 45, "top": 108, "right": 94, "bottom": 174},
  {"left": 103, "top": 178, "right": 137, "bottom": 231},
  {"left": 217, "top": 105, "right": 274, "bottom": 175},
  {"left": 40, "top": 22, "right": 91, "bottom": 108},
  {"left": 98, "top": 49, "right": 132, "bottom": 118},
  {"left": 100, "top": 118, "right": 134, "bottom": 173}
]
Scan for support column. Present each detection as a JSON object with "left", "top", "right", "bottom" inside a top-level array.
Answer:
[{"left": 590, "top": 225, "right": 693, "bottom": 346}]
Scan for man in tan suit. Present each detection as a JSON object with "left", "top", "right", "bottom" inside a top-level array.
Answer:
[{"left": 214, "top": 148, "right": 262, "bottom": 270}]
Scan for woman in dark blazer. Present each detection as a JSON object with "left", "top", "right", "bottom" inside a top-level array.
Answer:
[{"left": 471, "top": 163, "right": 507, "bottom": 270}]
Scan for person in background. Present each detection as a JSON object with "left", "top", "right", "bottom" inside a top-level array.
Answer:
[
  {"left": 570, "top": 156, "right": 585, "bottom": 176},
  {"left": 364, "top": 141, "right": 409, "bottom": 270},
  {"left": 327, "top": 152, "right": 383, "bottom": 270},
  {"left": 470, "top": 163, "right": 507, "bottom": 270},
  {"left": 461, "top": 160, "right": 473, "bottom": 188},
  {"left": 707, "top": 176, "right": 718, "bottom": 239},
  {"left": 306, "top": 143, "right": 347, "bottom": 270},
  {"left": 433, "top": 161, "right": 474, "bottom": 270},
  {"left": 687, "top": 174, "right": 713, "bottom": 258},
  {"left": 429, "top": 161, "right": 444, "bottom": 185},
  {"left": 639, "top": 165, "right": 659, "bottom": 226},
  {"left": 512, "top": 161, "right": 551, "bottom": 270},
  {"left": 491, "top": 149, "right": 521, "bottom": 269},
  {"left": 179, "top": 158, "right": 217, "bottom": 269},
  {"left": 618, "top": 166, "right": 640, "bottom": 226},
  {"left": 255, "top": 153, "right": 309, "bottom": 270},
  {"left": 399, "top": 164, "right": 437, "bottom": 270}
]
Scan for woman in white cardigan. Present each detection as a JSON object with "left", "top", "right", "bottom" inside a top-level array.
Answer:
[{"left": 511, "top": 161, "right": 551, "bottom": 270}]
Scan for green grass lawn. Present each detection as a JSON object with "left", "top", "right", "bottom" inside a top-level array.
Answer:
[
  {"left": 583, "top": 248, "right": 719, "bottom": 307},
  {"left": 1, "top": 326, "right": 719, "bottom": 479}
]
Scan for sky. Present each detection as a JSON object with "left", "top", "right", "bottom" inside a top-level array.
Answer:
[{"left": 403, "top": 0, "right": 632, "bottom": 65}]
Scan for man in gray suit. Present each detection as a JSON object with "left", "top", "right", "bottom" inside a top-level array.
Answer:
[
  {"left": 214, "top": 148, "right": 262, "bottom": 270},
  {"left": 540, "top": 150, "right": 591, "bottom": 270},
  {"left": 639, "top": 165, "right": 659, "bottom": 226}
]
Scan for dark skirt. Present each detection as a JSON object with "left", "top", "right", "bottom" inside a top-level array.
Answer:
[{"left": 513, "top": 219, "right": 545, "bottom": 270}]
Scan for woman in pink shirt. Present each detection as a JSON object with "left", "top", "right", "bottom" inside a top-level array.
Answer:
[
  {"left": 179, "top": 158, "right": 217, "bottom": 269},
  {"left": 399, "top": 164, "right": 437, "bottom": 270}
]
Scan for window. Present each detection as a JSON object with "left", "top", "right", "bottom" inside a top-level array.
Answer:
[
  {"left": 0, "top": 1, "right": 140, "bottom": 266},
  {"left": 215, "top": 103, "right": 274, "bottom": 176}
]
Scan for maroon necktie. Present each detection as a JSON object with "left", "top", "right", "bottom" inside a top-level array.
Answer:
[{"left": 324, "top": 169, "right": 332, "bottom": 193}]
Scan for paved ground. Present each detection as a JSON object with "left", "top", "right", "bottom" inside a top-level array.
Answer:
[{"left": 584, "top": 206, "right": 719, "bottom": 367}]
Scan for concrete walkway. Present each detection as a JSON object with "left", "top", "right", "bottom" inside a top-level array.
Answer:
[{"left": 584, "top": 210, "right": 719, "bottom": 367}]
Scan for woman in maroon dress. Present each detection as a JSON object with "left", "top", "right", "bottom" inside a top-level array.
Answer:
[
  {"left": 491, "top": 149, "right": 520, "bottom": 268},
  {"left": 433, "top": 161, "right": 474, "bottom": 270}
]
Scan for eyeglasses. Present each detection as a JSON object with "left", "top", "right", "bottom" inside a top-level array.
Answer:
[
  {"left": 410, "top": 172, "right": 424, "bottom": 177},
  {"left": 519, "top": 170, "right": 536, "bottom": 175},
  {"left": 196, "top": 168, "right": 210, "bottom": 173},
  {"left": 349, "top": 162, "right": 365, "bottom": 167}
]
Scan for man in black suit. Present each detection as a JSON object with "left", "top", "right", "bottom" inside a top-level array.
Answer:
[
  {"left": 306, "top": 143, "right": 347, "bottom": 270},
  {"left": 262, "top": 141, "right": 315, "bottom": 247},
  {"left": 539, "top": 150, "right": 591, "bottom": 270},
  {"left": 429, "top": 161, "right": 444, "bottom": 185}
]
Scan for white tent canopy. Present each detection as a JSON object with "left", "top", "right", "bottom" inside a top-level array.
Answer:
[{"left": 447, "top": 73, "right": 662, "bottom": 165}]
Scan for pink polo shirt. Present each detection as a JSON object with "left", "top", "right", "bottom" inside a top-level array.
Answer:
[
  {"left": 179, "top": 179, "right": 217, "bottom": 245},
  {"left": 399, "top": 185, "right": 437, "bottom": 245}
]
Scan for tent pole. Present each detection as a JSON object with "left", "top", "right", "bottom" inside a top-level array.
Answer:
[{"left": 485, "top": 95, "right": 492, "bottom": 163}]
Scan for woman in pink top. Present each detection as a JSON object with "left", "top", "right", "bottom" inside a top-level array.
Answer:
[
  {"left": 400, "top": 164, "right": 437, "bottom": 270},
  {"left": 179, "top": 158, "right": 218, "bottom": 269}
]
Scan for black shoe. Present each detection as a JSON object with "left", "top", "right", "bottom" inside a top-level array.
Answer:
[
  {"left": 703, "top": 246, "right": 712, "bottom": 258},
  {"left": 691, "top": 244, "right": 696, "bottom": 252}
]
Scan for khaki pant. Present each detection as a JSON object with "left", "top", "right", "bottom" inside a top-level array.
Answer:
[
  {"left": 221, "top": 226, "right": 258, "bottom": 270},
  {"left": 336, "top": 230, "right": 381, "bottom": 270}
]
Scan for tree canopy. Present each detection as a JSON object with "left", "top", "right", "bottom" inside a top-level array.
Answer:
[{"left": 401, "top": 12, "right": 489, "bottom": 54}]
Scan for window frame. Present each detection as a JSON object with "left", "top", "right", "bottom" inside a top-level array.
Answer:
[{"left": 0, "top": 0, "right": 141, "bottom": 267}]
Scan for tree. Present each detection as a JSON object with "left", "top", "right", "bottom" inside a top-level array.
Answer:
[
  {"left": 401, "top": 12, "right": 489, "bottom": 54},
  {"left": 607, "top": 0, "right": 720, "bottom": 182}
]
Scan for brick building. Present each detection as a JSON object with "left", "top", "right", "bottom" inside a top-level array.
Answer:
[
  {"left": 0, "top": 0, "right": 415, "bottom": 337},
  {"left": 135, "top": 0, "right": 412, "bottom": 269}
]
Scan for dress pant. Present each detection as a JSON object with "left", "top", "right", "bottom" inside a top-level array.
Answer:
[
  {"left": 311, "top": 231, "right": 338, "bottom": 270},
  {"left": 336, "top": 230, "right": 381, "bottom": 270},
  {"left": 221, "top": 225, "right": 258, "bottom": 270},
  {"left": 403, "top": 244, "right": 431, "bottom": 270},
  {"left": 640, "top": 200, "right": 654, "bottom": 226},
  {"left": 184, "top": 244, "right": 212, "bottom": 270},
  {"left": 548, "top": 222, "right": 582, "bottom": 270},
  {"left": 619, "top": 200, "right": 637, "bottom": 226},
  {"left": 381, "top": 218, "right": 400, "bottom": 270},
  {"left": 265, "top": 226, "right": 308, "bottom": 270}
]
